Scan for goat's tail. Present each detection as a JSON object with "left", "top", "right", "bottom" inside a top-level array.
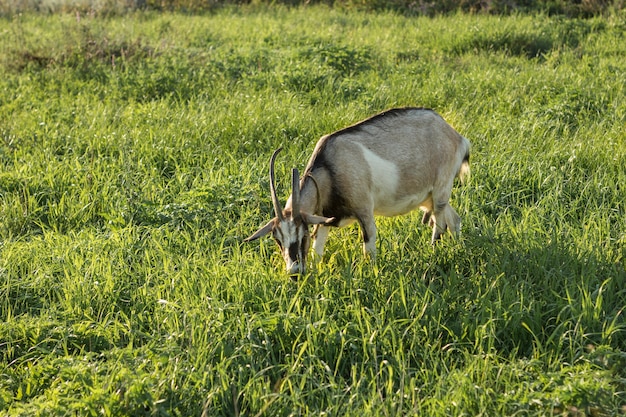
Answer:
[{"left": 457, "top": 136, "right": 471, "bottom": 184}]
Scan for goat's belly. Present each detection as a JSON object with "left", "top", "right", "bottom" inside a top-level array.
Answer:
[{"left": 374, "top": 192, "right": 430, "bottom": 217}]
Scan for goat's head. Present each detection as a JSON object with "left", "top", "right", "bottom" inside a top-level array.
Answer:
[{"left": 244, "top": 148, "right": 334, "bottom": 275}]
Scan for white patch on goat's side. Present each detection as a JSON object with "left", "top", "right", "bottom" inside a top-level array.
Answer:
[{"left": 356, "top": 143, "right": 399, "bottom": 211}]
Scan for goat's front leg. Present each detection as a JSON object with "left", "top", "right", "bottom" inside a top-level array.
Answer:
[
  {"left": 312, "top": 224, "right": 330, "bottom": 262},
  {"left": 357, "top": 213, "right": 377, "bottom": 260}
]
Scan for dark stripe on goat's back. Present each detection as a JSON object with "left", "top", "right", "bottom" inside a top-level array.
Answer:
[
  {"left": 330, "top": 107, "right": 433, "bottom": 139},
  {"left": 306, "top": 107, "right": 433, "bottom": 173}
]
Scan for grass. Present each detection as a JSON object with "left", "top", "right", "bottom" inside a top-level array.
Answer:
[{"left": 1, "top": 5, "right": 625, "bottom": 416}]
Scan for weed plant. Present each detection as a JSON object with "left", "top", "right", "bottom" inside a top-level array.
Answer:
[{"left": 1, "top": 6, "right": 625, "bottom": 416}]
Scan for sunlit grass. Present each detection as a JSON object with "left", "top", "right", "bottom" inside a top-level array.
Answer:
[{"left": 1, "top": 6, "right": 625, "bottom": 416}]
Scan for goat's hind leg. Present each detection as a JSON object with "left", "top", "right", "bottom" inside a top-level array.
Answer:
[
  {"left": 421, "top": 211, "right": 434, "bottom": 227},
  {"left": 431, "top": 201, "right": 461, "bottom": 243},
  {"left": 420, "top": 195, "right": 435, "bottom": 227}
]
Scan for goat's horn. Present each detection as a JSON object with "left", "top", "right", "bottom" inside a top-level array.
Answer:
[
  {"left": 291, "top": 168, "right": 300, "bottom": 218},
  {"left": 269, "top": 148, "right": 284, "bottom": 221}
]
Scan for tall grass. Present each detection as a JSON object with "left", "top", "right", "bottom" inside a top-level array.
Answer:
[{"left": 1, "top": 6, "right": 625, "bottom": 416}]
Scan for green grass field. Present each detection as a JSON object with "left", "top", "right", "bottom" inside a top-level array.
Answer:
[{"left": 1, "top": 6, "right": 625, "bottom": 416}]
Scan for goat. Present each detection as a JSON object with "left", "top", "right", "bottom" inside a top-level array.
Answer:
[{"left": 245, "top": 107, "right": 470, "bottom": 275}]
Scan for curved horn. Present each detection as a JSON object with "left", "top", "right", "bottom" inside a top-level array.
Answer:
[
  {"left": 291, "top": 168, "right": 300, "bottom": 218},
  {"left": 269, "top": 148, "right": 284, "bottom": 221}
]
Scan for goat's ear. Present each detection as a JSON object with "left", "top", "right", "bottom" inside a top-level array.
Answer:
[
  {"left": 244, "top": 218, "right": 276, "bottom": 242},
  {"left": 301, "top": 213, "right": 335, "bottom": 226}
]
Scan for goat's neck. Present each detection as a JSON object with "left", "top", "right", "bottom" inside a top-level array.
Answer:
[
  {"left": 284, "top": 169, "right": 329, "bottom": 217},
  {"left": 301, "top": 174, "right": 322, "bottom": 215},
  {"left": 292, "top": 170, "right": 328, "bottom": 217}
]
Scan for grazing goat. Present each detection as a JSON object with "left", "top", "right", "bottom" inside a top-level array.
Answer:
[{"left": 245, "top": 107, "right": 471, "bottom": 275}]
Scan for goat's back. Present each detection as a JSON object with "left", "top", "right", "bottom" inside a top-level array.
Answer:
[{"left": 306, "top": 108, "right": 468, "bottom": 183}]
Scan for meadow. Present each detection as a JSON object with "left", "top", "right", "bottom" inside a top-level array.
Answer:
[{"left": 1, "top": 5, "right": 625, "bottom": 416}]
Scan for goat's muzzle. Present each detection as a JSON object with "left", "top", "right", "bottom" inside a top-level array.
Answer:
[{"left": 286, "top": 259, "right": 304, "bottom": 276}]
